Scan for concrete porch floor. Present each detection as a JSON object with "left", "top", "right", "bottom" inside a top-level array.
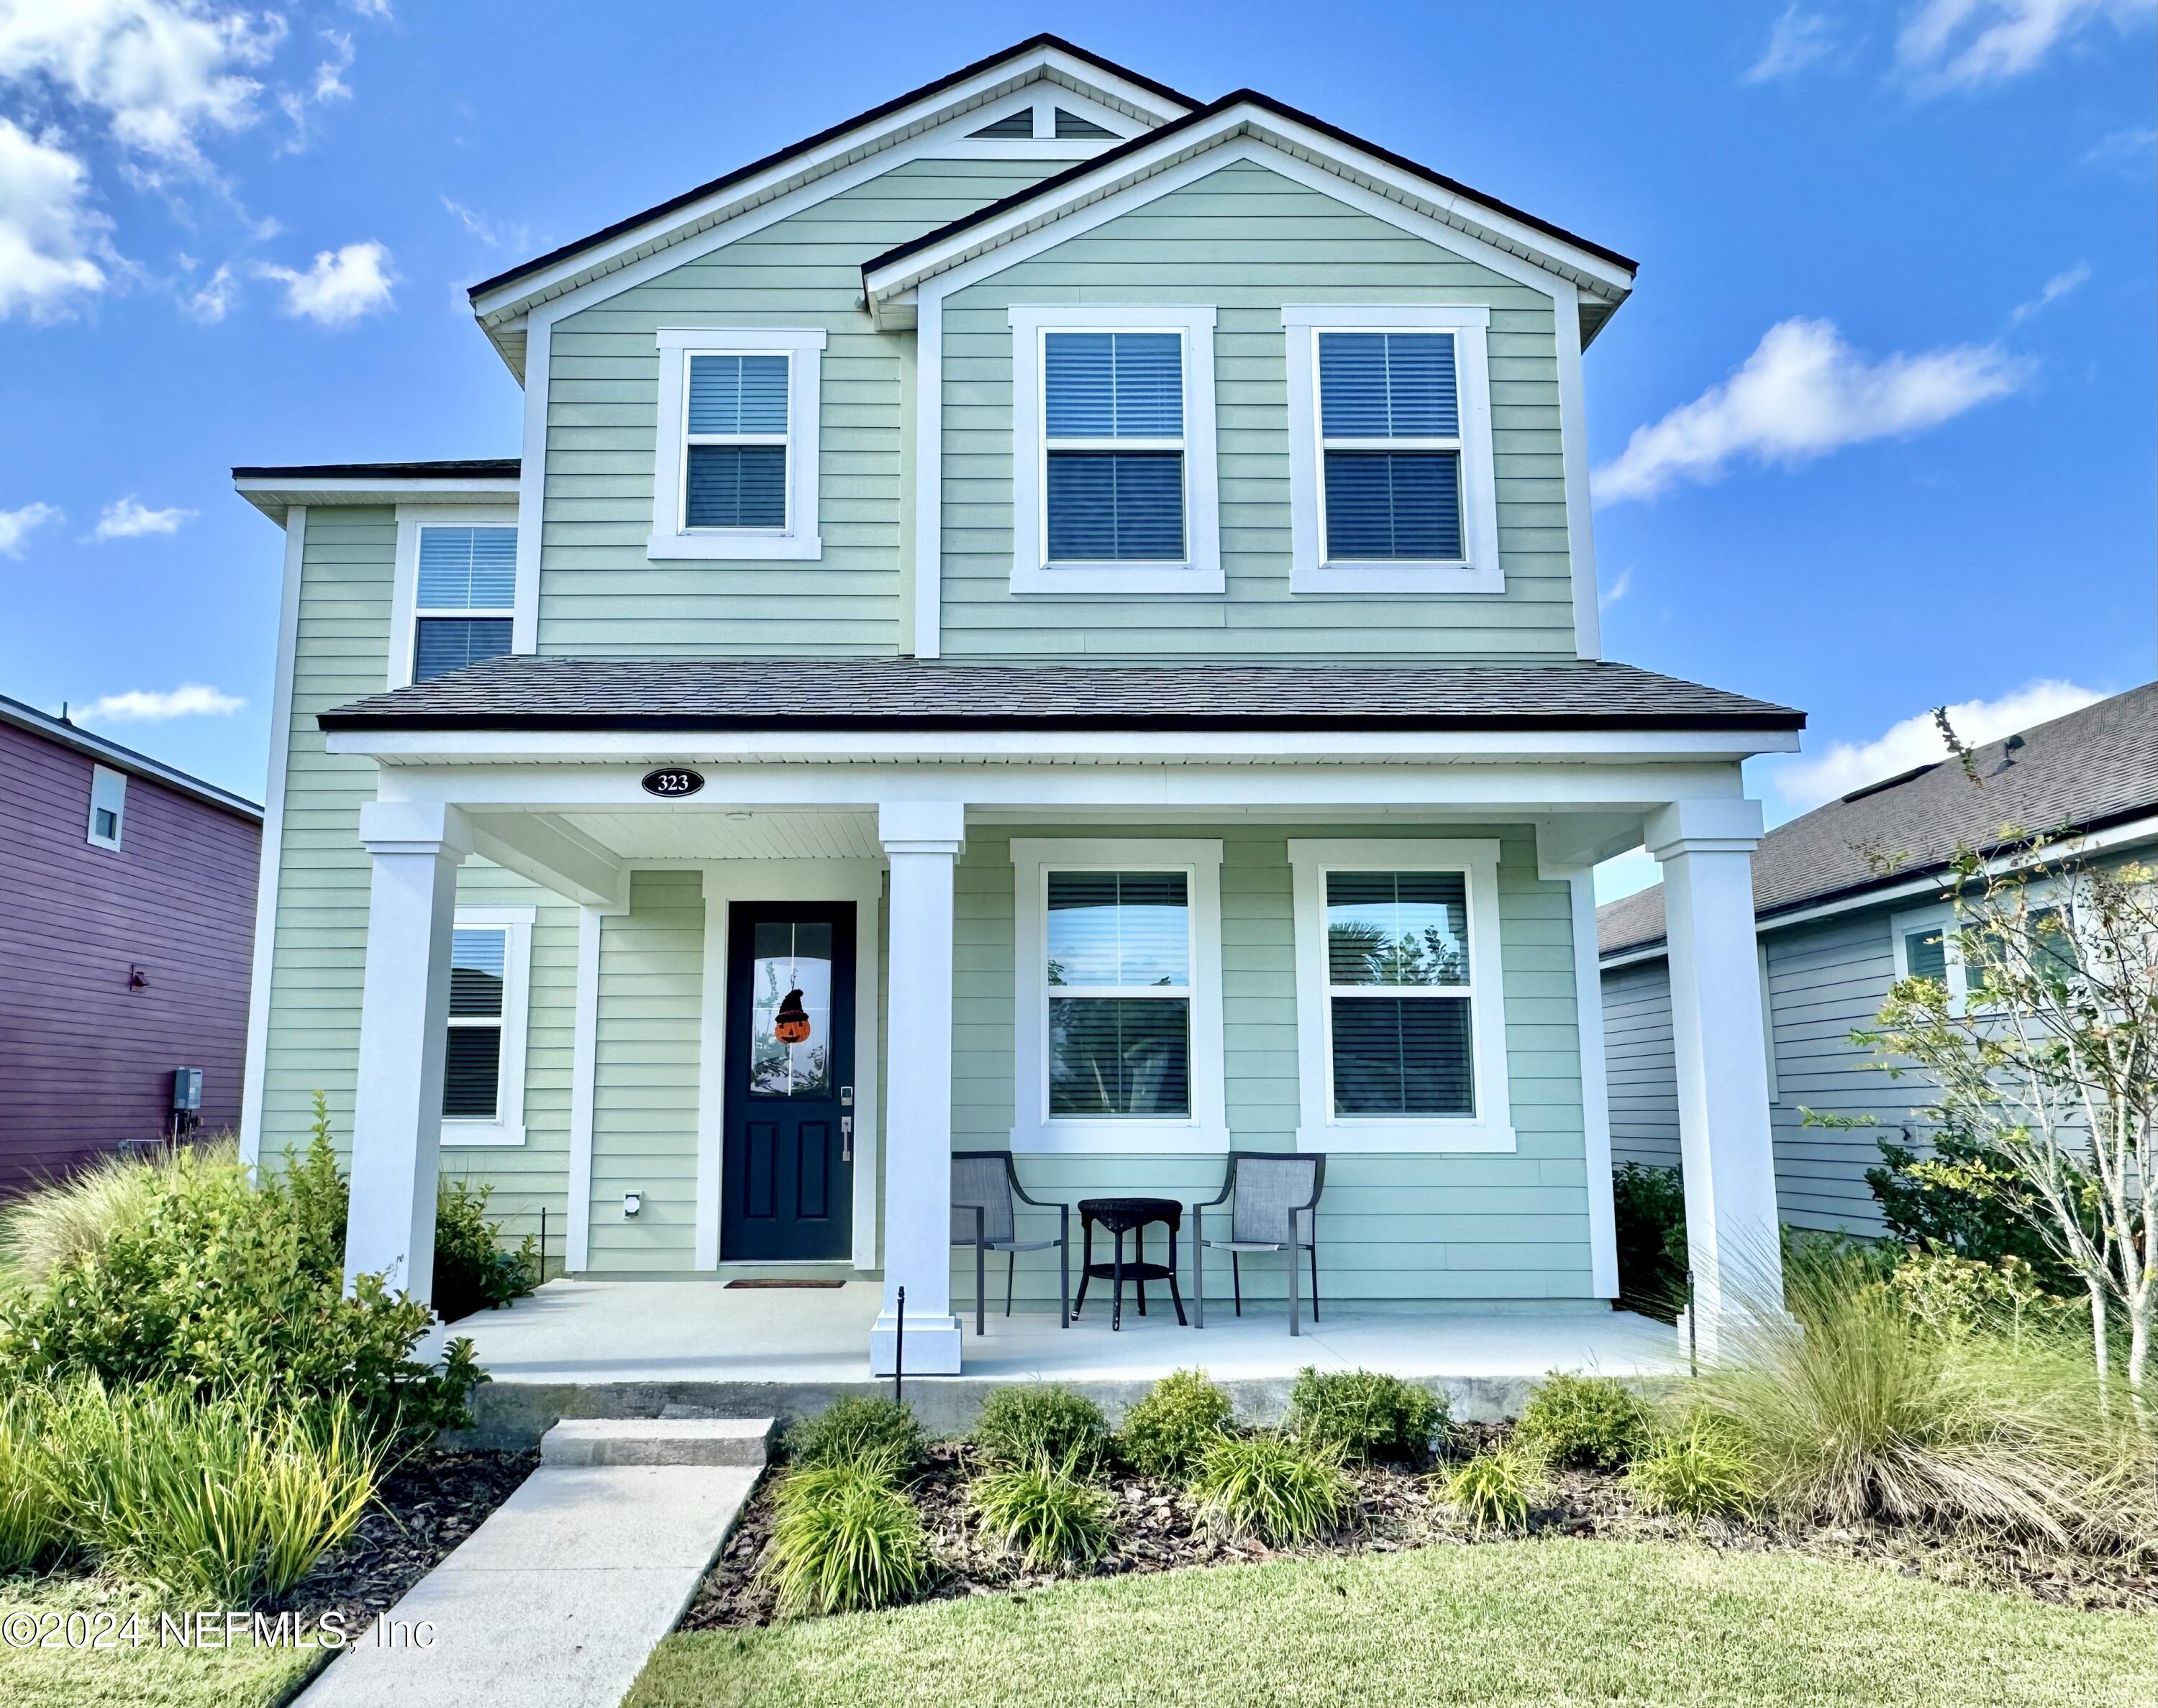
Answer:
[{"left": 436, "top": 1279, "right": 1683, "bottom": 1445}]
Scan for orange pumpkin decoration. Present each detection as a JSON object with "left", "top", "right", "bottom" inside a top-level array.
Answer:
[{"left": 773, "top": 988, "right": 812, "bottom": 1045}]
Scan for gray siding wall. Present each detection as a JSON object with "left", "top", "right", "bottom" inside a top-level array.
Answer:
[{"left": 1600, "top": 957, "right": 1680, "bottom": 1174}]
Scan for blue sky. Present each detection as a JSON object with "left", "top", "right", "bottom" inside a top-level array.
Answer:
[{"left": 1, "top": 1, "right": 2151, "bottom": 895}]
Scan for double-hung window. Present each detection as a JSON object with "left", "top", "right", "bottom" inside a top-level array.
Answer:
[
  {"left": 650, "top": 327, "right": 824, "bottom": 560},
  {"left": 1283, "top": 306, "right": 1500, "bottom": 593},
  {"left": 1010, "top": 839, "right": 1226, "bottom": 1152},
  {"left": 411, "top": 524, "right": 516, "bottom": 683},
  {"left": 1008, "top": 305, "right": 1221, "bottom": 593},
  {"left": 441, "top": 905, "right": 532, "bottom": 1146},
  {"left": 1289, "top": 841, "right": 1513, "bottom": 1152}
]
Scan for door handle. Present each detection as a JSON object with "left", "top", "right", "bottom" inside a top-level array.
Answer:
[{"left": 840, "top": 1115, "right": 853, "bottom": 1162}]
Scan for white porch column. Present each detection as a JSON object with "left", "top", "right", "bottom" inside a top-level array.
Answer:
[
  {"left": 870, "top": 801, "right": 965, "bottom": 1376},
  {"left": 346, "top": 800, "right": 471, "bottom": 1305},
  {"left": 1646, "top": 798, "right": 1781, "bottom": 1356}
]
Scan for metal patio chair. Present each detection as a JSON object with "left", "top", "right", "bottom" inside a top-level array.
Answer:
[
  {"left": 1191, "top": 1151, "right": 1326, "bottom": 1336},
  {"left": 951, "top": 1149, "right": 1070, "bottom": 1335}
]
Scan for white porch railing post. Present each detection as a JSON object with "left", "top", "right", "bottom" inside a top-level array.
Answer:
[
  {"left": 346, "top": 800, "right": 470, "bottom": 1305},
  {"left": 871, "top": 801, "right": 966, "bottom": 1376},
  {"left": 1646, "top": 798, "right": 1780, "bottom": 1358}
]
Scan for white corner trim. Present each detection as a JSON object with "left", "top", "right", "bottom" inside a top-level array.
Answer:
[
  {"left": 513, "top": 319, "right": 548, "bottom": 655},
  {"left": 1554, "top": 284, "right": 1601, "bottom": 659},
  {"left": 564, "top": 901, "right": 613, "bottom": 1271},
  {"left": 649, "top": 327, "right": 827, "bottom": 562},
  {"left": 695, "top": 871, "right": 728, "bottom": 1269},
  {"left": 240, "top": 505, "right": 306, "bottom": 1168},
  {"left": 1287, "top": 838, "right": 1516, "bottom": 1154},
  {"left": 389, "top": 506, "right": 520, "bottom": 690},
  {"left": 1009, "top": 837, "right": 1228, "bottom": 1154},
  {"left": 440, "top": 903, "right": 535, "bottom": 1148},
  {"left": 1006, "top": 304, "right": 1222, "bottom": 595},
  {"left": 911, "top": 293, "right": 943, "bottom": 657},
  {"left": 1281, "top": 306, "right": 1501, "bottom": 595},
  {"left": 1562, "top": 868, "right": 1619, "bottom": 1295}
]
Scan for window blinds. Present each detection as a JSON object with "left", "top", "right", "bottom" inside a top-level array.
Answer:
[
  {"left": 1043, "top": 331, "right": 1185, "bottom": 562},
  {"left": 1318, "top": 331, "right": 1464, "bottom": 562}
]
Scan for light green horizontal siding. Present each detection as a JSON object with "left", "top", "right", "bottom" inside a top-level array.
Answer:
[
  {"left": 939, "top": 157, "right": 1578, "bottom": 661},
  {"left": 538, "top": 157, "right": 1057, "bottom": 657},
  {"left": 258, "top": 507, "right": 573, "bottom": 1256},
  {"left": 950, "top": 823, "right": 1593, "bottom": 1307}
]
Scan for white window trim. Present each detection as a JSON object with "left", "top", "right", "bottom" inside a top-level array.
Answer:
[
  {"left": 1288, "top": 839, "right": 1514, "bottom": 1153},
  {"left": 1281, "top": 304, "right": 1501, "bottom": 595},
  {"left": 1010, "top": 838, "right": 1227, "bottom": 1154},
  {"left": 1890, "top": 902, "right": 1967, "bottom": 1015},
  {"left": 442, "top": 904, "right": 534, "bottom": 1148},
  {"left": 649, "top": 326, "right": 825, "bottom": 561},
  {"left": 86, "top": 764, "right": 127, "bottom": 851},
  {"left": 1007, "top": 303, "right": 1221, "bottom": 595},
  {"left": 389, "top": 507, "right": 520, "bottom": 690}
]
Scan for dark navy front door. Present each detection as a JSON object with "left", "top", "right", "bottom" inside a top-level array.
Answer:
[{"left": 721, "top": 903, "right": 855, "bottom": 1261}]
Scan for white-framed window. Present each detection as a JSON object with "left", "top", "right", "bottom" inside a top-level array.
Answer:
[
  {"left": 390, "top": 512, "right": 519, "bottom": 689},
  {"left": 86, "top": 764, "right": 127, "bottom": 850},
  {"left": 649, "top": 326, "right": 825, "bottom": 560},
  {"left": 1008, "top": 304, "right": 1221, "bottom": 594},
  {"left": 1890, "top": 903, "right": 1966, "bottom": 1015},
  {"left": 441, "top": 904, "right": 533, "bottom": 1146},
  {"left": 1288, "top": 840, "right": 1513, "bottom": 1153},
  {"left": 1282, "top": 305, "right": 1501, "bottom": 594},
  {"left": 1009, "top": 839, "right": 1226, "bottom": 1153}
]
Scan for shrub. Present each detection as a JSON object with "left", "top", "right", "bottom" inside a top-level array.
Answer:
[
  {"left": 973, "top": 1384, "right": 1113, "bottom": 1476},
  {"left": 1117, "top": 1369, "right": 1233, "bottom": 1481},
  {"left": 763, "top": 1462, "right": 933, "bottom": 1617},
  {"left": 1285, "top": 1367, "right": 1444, "bottom": 1463},
  {"left": 434, "top": 1179, "right": 541, "bottom": 1323},
  {"left": 1613, "top": 1163, "right": 1688, "bottom": 1319},
  {"left": 1887, "top": 1251, "right": 2080, "bottom": 1342},
  {"left": 970, "top": 1457, "right": 1116, "bottom": 1571},
  {"left": 1514, "top": 1372, "right": 1649, "bottom": 1471},
  {"left": 1188, "top": 1433, "right": 1355, "bottom": 1545},
  {"left": 0, "top": 1130, "right": 482, "bottom": 1446},
  {"left": 1866, "top": 1125, "right": 2081, "bottom": 1296},
  {"left": 0, "top": 1392, "right": 66, "bottom": 1574},
  {"left": 1443, "top": 1446, "right": 1541, "bottom": 1535},
  {"left": 786, "top": 1397, "right": 925, "bottom": 1477},
  {"left": 1625, "top": 1410, "right": 1761, "bottom": 1520}
]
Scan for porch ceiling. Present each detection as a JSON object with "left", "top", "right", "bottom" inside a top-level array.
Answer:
[{"left": 479, "top": 806, "right": 881, "bottom": 864}]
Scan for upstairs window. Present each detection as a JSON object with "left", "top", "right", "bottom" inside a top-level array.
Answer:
[
  {"left": 86, "top": 764, "right": 127, "bottom": 850},
  {"left": 650, "top": 328, "right": 824, "bottom": 561},
  {"left": 1283, "top": 306, "right": 1501, "bottom": 594},
  {"left": 1008, "top": 306, "right": 1221, "bottom": 594},
  {"left": 413, "top": 524, "right": 516, "bottom": 683}
]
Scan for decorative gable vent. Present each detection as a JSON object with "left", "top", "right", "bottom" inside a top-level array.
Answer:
[
  {"left": 1054, "top": 107, "right": 1116, "bottom": 140},
  {"left": 969, "top": 108, "right": 1034, "bottom": 139}
]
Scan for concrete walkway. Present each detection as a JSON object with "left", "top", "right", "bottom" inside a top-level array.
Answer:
[{"left": 300, "top": 1420, "right": 770, "bottom": 1708}]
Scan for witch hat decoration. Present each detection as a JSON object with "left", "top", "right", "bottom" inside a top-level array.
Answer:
[{"left": 773, "top": 988, "right": 812, "bottom": 1044}]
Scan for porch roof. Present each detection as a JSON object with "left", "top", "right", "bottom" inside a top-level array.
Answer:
[{"left": 318, "top": 657, "right": 1804, "bottom": 736}]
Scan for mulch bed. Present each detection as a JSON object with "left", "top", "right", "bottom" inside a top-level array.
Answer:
[
  {"left": 679, "top": 1433, "right": 2155, "bottom": 1632},
  {"left": 283, "top": 1448, "right": 537, "bottom": 1627}
]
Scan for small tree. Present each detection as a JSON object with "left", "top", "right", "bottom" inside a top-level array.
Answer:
[{"left": 1861, "top": 834, "right": 2156, "bottom": 1391}]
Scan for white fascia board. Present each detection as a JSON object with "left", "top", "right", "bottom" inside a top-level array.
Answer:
[
  {"left": 235, "top": 478, "right": 520, "bottom": 524},
  {"left": 470, "top": 52, "right": 1189, "bottom": 326}
]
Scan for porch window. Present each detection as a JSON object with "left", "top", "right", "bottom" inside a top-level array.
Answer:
[
  {"left": 1288, "top": 840, "right": 1514, "bottom": 1153},
  {"left": 442, "top": 905, "right": 533, "bottom": 1146},
  {"left": 648, "top": 327, "right": 825, "bottom": 560},
  {"left": 411, "top": 524, "right": 516, "bottom": 683}
]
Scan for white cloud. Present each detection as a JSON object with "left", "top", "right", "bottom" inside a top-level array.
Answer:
[
  {"left": 91, "top": 494, "right": 194, "bottom": 539},
  {"left": 1744, "top": 6, "right": 1839, "bottom": 81},
  {"left": 80, "top": 681, "right": 245, "bottom": 723},
  {"left": 180, "top": 257, "right": 235, "bottom": 321},
  {"left": 253, "top": 239, "right": 393, "bottom": 324},
  {"left": 344, "top": 0, "right": 392, "bottom": 16},
  {"left": 1897, "top": 0, "right": 2155, "bottom": 93},
  {"left": 0, "top": 117, "right": 110, "bottom": 319},
  {"left": 1772, "top": 680, "right": 2106, "bottom": 810},
  {"left": 2010, "top": 261, "right": 2090, "bottom": 322},
  {"left": 312, "top": 28, "right": 353, "bottom": 102},
  {"left": 1598, "top": 566, "right": 1634, "bottom": 608},
  {"left": 0, "top": 0, "right": 284, "bottom": 167},
  {"left": 1592, "top": 317, "right": 2023, "bottom": 503},
  {"left": 2082, "top": 122, "right": 2156, "bottom": 170},
  {"left": 0, "top": 499, "right": 61, "bottom": 557}
]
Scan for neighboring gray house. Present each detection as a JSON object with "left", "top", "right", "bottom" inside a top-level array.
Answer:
[{"left": 1598, "top": 682, "right": 2158, "bottom": 1234}]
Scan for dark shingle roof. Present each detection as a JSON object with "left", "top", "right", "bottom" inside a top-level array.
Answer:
[
  {"left": 318, "top": 657, "right": 1803, "bottom": 735},
  {"left": 1598, "top": 682, "right": 2158, "bottom": 958},
  {"left": 232, "top": 459, "right": 519, "bottom": 481}
]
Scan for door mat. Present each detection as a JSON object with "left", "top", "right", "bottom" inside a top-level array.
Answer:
[{"left": 724, "top": 1279, "right": 847, "bottom": 1289}]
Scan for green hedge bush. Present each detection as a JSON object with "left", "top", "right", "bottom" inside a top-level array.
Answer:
[
  {"left": 973, "top": 1385, "right": 1113, "bottom": 1475},
  {"left": 787, "top": 1397, "right": 926, "bottom": 1477},
  {"left": 1514, "top": 1373, "right": 1649, "bottom": 1471},
  {"left": 1117, "top": 1369, "right": 1232, "bottom": 1481},
  {"left": 1285, "top": 1367, "right": 1444, "bottom": 1463}
]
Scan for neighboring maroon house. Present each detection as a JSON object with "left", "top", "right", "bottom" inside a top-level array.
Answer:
[{"left": 0, "top": 693, "right": 263, "bottom": 1196}]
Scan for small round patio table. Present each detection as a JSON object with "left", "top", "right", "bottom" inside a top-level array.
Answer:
[{"left": 1073, "top": 1197, "right": 1188, "bottom": 1331}]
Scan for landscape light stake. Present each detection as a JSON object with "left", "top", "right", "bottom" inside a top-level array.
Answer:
[
  {"left": 893, "top": 1284, "right": 905, "bottom": 1402},
  {"left": 1685, "top": 1268, "right": 1698, "bottom": 1378}
]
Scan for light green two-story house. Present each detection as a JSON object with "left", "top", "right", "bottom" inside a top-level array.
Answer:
[{"left": 234, "top": 36, "right": 1805, "bottom": 1372}]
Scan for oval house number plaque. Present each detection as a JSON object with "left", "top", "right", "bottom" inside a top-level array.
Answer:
[{"left": 642, "top": 767, "right": 704, "bottom": 799}]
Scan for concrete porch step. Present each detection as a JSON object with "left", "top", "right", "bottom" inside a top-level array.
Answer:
[{"left": 540, "top": 1416, "right": 776, "bottom": 1467}]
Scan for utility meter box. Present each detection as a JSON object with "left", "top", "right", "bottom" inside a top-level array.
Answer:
[{"left": 172, "top": 1068, "right": 204, "bottom": 1113}]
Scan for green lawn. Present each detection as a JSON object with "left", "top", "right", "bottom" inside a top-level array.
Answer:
[
  {"left": 0, "top": 1578, "right": 325, "bottom": 1708},
  {"left": 627, "top": 1540, "right": 2155, "bottom": 1708}
]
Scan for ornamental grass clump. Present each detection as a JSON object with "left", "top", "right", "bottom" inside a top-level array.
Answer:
[
  {"left": 1117, "top": 1369, "right": 1233, "bottom": 1481},
  {"left": 970, "top": 1456, "right": 1116, "bottom": 1571},
  {"left": 786, "top": 1396, "right": 926, "bottom": 1479},
  {"left": 1442, "top": 1446, "right": 1542, "bottom": 1535},
  {"left": 0, "top": 1148, "right": 165, "bottom": 1290},
  {"left": 0, "top": 1392, "right": 67, "bottom": 1574},
  {"left": 1625, "top": 1410, "right": 1762, "bottom": 1520},
  {"left": 973, "top": 1384, "right": 1114, "bottom": 1476},
  {"left": 763, "top": 1462, "right": 934, "bottom": 1617},
  {"left": 1188, "top": 1433, "right": 1355, "bottom": 1545},
  {"left": 1514, "top": 1372, "right": 1649, "bottom": 1471},
  {"left": 1285, "top": 1367, "right": 1446, "bottom": 1464}
]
